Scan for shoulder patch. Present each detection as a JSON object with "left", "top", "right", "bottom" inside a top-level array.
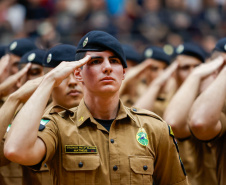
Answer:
[
  {"left": 130, "top": 107, "right": 163, "bottom": 122},
  {"left": 6, "top": 124, "right": 11, "bottom": 132},
  {"left": 39, "top": 119, "right": 50, "bottom": 131}
]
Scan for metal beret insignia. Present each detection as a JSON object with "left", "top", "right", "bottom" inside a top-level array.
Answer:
[
  {"left": 145, "top": 48, "right": 153, "bottom": 58},
  {"left": 47, "top": 53, "right": 52, "bottom": 63},
  {"left": 176, "top": 45, "right": 184, "bottom": 54},
  {"left": 10, "top": 41, "right": 17, "bottom": 51},
  {"left": 163, "top": 44, "right": 174, "bottom": 55},
  {"left": 136, "top": 128, "right": 149, "bottom": 146},
  {"left": 28, "top": 53, "right": 36, "bottom": 62},
  {"left": 83, "top": 37, "right": 88, "bottom": 47},
  {"left": 224, "top": 44, "right": 226, "bottom": 51}
]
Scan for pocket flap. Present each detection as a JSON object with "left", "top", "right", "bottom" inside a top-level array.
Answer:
[
  {"left": 63, "top": 155, "right": 100, "bottom": 171},
  {"left": 129, "top": 156, "right": 154, "bottom": 175}
]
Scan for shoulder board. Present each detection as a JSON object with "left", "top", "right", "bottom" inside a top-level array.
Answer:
[
  {"left": 130, "top": 107, "right": 163, "bottom": 122},
  {"left": 39, "top": 119, "right": 50, "bottom": 131},
  {"left": 49, "top": 105, "right": 74, "bottom": 115}
]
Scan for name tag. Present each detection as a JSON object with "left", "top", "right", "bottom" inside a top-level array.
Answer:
[{"left": 65, "top": 145, "right": 98, "bottom": 154}]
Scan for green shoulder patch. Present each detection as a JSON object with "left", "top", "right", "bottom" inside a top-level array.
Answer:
[
  {"left": 6, "top": 124, "right": 11, "bottom": 132},
  {"left": 39, "top": 119, "right": 50, "bottom": 131},
  {"left": 136, "top": 128, "right": 149, "bottom": 146}
]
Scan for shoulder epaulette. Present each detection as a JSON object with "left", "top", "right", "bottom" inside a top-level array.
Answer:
[{"left": 130, "top": 107, "right": 163, "bottom": 122}]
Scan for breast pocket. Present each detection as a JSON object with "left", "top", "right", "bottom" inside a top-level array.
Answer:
[
  {"left": 129, "top": 156, "right": 154, "bottom": 185},
  {"left": 62, "top": 154, "right": 100, "bottom": 185}
]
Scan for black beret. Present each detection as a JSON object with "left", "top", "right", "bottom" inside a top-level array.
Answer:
[
  {"left": 76, "top": 30, "right": 127, "bottom": 68},
  {"left": 122, "top": 44, "right": 141, "bottom": 64},
  {"left": 176, "top": 43, "right": 206, "bottom": 63},
  {"left": 7, "top": 38, "right": 37, "bottom": 57},
  {"left": 0, "top": 45, "right": 7, "bottom": 58},
  {"left": 20, "top": 49, "right": 47, "bottom": 66},
  {"left": 213, "top": 38, "right": 226, "bottom": 53},
  {"left": 143, "top": 46, "right": 171, "bottom": 65},
  {"left": 43, "top": 44, "right": 77, "bottom": 68}
]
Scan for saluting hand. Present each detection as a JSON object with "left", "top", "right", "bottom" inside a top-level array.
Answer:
[
  {"left": 12, "top": 76, "right": 44, "bottom": 104},
  {"left": 0, "top": 54, "right": 10, "bottom": 83},
  {"left": 45, "top": 55, "right": 91, "bottom": 87},
  {"left": 0, "top": 63, "right": 31, "bottom": 98}
]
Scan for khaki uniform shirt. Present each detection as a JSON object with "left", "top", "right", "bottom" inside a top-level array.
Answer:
[
  {"left": 37, "top": 99, "right": 188, "bottom": 185},
  {"left": 177, "top": 137, "right": 217, "bottom": 185},
  {"left": 212, "top": 106, "right": 226, "bottom": 185}
]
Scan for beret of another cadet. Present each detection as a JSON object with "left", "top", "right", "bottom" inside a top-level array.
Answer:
[
  {"left": 143, "top": 46, "right": 171, "bottom": 65},
  {"left": 176, "top": 43, "right": 206, "bottom": 63},
  {"left": 213, "top": 38, "right": 226, "bottom": 53},
  {"left": 0, "top": 45, "right": 7, "bottom": 58},
  {"left": 20, "top": 49, "right": 46, "bottom": 66},
  {"left": 43, "top": 44, "right": 77, "bottom": 68},
  {"left": 122, "top": 44, "right": 142, "bottom": 64},
  {"left": 76, "top": 30, "right": 127, "bottom": 68},
  {"left": 7, "top": 38, "right": 37, "bottom": 57}
]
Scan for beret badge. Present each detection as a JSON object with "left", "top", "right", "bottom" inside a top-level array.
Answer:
[
  {"left": 83, "top": 37, "right": 88, "bottom": 47},
  {"left": 28, "top": 53, "right": 36, "bottom": 62},
  {"left": 10, "top": 41, "right": 17, "bottom": 51},
  {"left": 145, "top": 48, "right": 153, "bottom": 58},
  {"left": 176, "top": 45, "right": 184, "bottom": 54},
  {"left": 47, "top": 53, "right": 52, "bottom": 63}
]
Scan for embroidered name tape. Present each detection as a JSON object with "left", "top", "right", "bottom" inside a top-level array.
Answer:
[{"left": 65, "top": 145, "right": 98, "bottom": 154}]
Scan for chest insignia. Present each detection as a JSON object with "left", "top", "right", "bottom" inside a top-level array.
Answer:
[
  {"left": 79, "top": 116, "right": 84, "bottom": 122},
  {"left": 65, "top": 145, "right": 98, "bottom": 154},
  {"left": 136, "top": 128, "right": 149, "bottom": 146}
]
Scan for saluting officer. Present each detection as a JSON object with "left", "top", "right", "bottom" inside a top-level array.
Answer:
[{"left": 4, "top": 30, "right": 189, "bottom": 185}]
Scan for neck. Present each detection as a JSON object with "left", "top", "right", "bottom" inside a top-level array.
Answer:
[{"left": 84, "top": 91, "right": 120, "bottom": 120}]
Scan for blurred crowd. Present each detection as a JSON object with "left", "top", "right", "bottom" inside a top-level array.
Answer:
[{"left": 1, "top": 0, "right": 226, "bottom": 54}]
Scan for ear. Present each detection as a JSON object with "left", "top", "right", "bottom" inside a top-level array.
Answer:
[
  {"left": 74, "top": 68, "right": 83, "bottom": 82},
  {"left": 122, "top": 68, "right": 126, "bottom": 80}
]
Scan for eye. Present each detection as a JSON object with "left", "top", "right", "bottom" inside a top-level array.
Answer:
[
  {"left": 90, "top": 59, "right": 101, "bottom": 65},
  {"left": 110, "top": 58, "right": 121, "bottom": 64}
]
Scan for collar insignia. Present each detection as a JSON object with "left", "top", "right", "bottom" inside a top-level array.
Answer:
[{"left": 79, "top": 116, "right": 84, "bottom": 122}]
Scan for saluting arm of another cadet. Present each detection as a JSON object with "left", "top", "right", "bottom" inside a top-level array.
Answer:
[
  {"left": 120, "top": 61, "right": 152, "bottom": 95},
  {"left": 163, "top": 56, "right": 224, "bottom": 139},
  {"left": 4, "top": 55, "right": 91, "bottom": 166},
  {"left": 0, "top": 77, "right": 43, "bottom": 166},
  {"left": 0, "top": 54, "right": 10, "bottom": 83},
  {"left": 0, "top": 63, "right": 31, "bottom": 98},
  {"left": 134, "top": 62, "right": 178, "bottom": 110},
  {"left": 188, "top": 64, "right": 226, "bottom": 141}
]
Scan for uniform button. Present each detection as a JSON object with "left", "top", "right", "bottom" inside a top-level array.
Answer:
[
  {"left": 110, "top": 139, "right": 114, "bottom": 143},
  {"left": 132, "top": 108, "right": 137, "bottom": 112},
  {"left": 113, "top": 165, "right": 118, "bottom": 171},
  {"left": 78, "top": 162, "right": 83, "bottom": 168},
  {"left": 143, "top": 165, "right": 148, "bottom": 171},
  {"left": 44, "top": 163, "right": 47, "bottom": 168}
]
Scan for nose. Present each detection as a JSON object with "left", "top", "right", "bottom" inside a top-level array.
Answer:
[
  {"left": 102, "top": 59, "right": 112, "bottom": 74},
  {"left": 68, "top": 73, "right": 78, "bottom": 88}
]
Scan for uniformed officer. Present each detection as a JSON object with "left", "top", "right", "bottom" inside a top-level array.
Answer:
[
  {"left": 4, "top": 30, "right": 189, "bottom": 185},
  {"left": 121, "top": 44, "right": 142, "bottom": 72},
  {"left": 163, "top": 41, "right": 224, "bottom": 185},
  {"left": 0, "top": 38, "right": 37, "bottom": 100},
  {"left": 120, "top": 46, "right": 171, "bottom": 108},
  {"left": 189, "top": 63, "right": 226, "bottom": 185}
]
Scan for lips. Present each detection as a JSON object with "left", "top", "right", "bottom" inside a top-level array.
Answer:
[
  {"left": 100, "top": 76, "right": 115, "bottom": 82},
  {"left": 67, "top": 89, "right": 81, "bottom": 96}
]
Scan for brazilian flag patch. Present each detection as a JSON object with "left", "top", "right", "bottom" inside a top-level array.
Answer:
[{"left": 136, "top": 128, "right": 149, "bottom": 146}]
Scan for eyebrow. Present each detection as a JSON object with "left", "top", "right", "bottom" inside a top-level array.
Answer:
[{"left": 90, "top": 55, "right": 119, "bottom": 60}]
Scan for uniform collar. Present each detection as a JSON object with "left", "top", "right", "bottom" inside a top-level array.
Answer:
[
  {"left": 49, "top": 105, "right": 74, "bottom": 118},
  {"left": 76, "top": 99, "right": 136, "bottom": 127}
]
